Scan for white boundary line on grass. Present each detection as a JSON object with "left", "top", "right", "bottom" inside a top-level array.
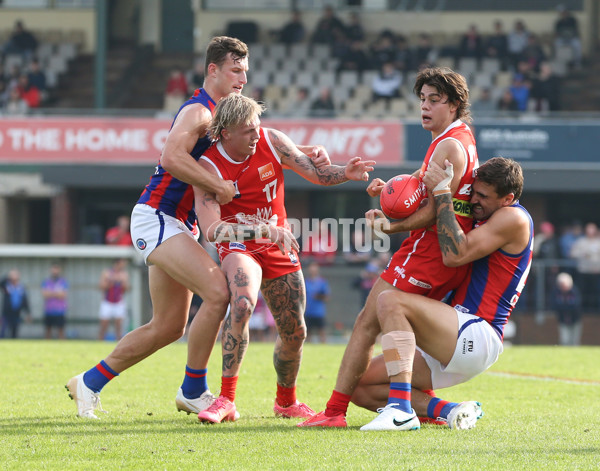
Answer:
[{"left": 488, "top": 371, "right": 600, "bottom": 386}]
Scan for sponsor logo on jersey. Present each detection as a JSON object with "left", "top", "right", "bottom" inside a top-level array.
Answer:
[
  {"left": 394, "top": 266, "right": 406, "bottom": 279},
  {"left": 453, "top": 304, "right": 470, "bottom": 313},
  {"left": 453, "top": 198, "right": 472, "bottom": 218},
  {"left": 288, "top": 251, "right": 299, "bottom": 264},
  {"left": 229, "top": 242, "right": 246, "bottom": 251},
  {"left": 258, "top": 163, "right": 275, "bottom": 181},
  {"left": 408, "top": 276, "right": 431, "bottom": 289},
  {"left": 136, "top": 238, "right": 147, "bottom": 250}
]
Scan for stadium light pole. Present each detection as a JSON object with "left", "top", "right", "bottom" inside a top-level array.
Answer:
[{"left": 95, "top": 0, "right": 108, "bottom": 110}]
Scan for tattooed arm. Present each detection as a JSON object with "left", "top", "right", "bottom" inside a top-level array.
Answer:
[
  {"left": 266, "top": 128, "right": 375, "bottom": 185},
  {"left": 427, "top": 160, "right": 529, "bottom": 267}
]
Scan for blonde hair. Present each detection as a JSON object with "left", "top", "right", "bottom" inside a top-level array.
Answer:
[{"left": 210, "top": 93, "right": 265, "bottom": 140}]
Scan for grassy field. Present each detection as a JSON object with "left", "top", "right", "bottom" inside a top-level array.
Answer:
[{"left": 0, "top": 340, "right": 598, "bottom": 470}]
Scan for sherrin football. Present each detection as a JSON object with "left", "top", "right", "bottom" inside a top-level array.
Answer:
[{"left": 379, "top": 174, "right": 426, "bottom": 219}]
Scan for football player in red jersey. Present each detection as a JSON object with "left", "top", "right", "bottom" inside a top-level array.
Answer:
[
  {"left": 192, "top": 93, "right": 375, "bottom": 423},
  {"left": 356, "top": 157, "right": 532, "bottom": 431},
  {"left": 300, "top": 66, "right": 480, "bottom": 428},
  {"left": 66, "top": 37, "right": 332, "bottom": 420}
]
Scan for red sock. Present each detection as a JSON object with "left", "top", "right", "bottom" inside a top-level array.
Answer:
[
  {"left": 276, "top": 384, "right": 297, "bottom": 408},
  {"left": 324, "top": 390, "right": 351, "bottom": 417},
  {"left": 422, "top": 389, "right": 437, "bottom": 397},
  {"left": 220, "top": 376, "right": 238, "bottom": 402}
]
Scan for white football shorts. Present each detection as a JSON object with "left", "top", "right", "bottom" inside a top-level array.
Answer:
[
  {"left": 99, "top": 300, "right": 127, "bottom": 320},
  {"left": 130, "top": 203, "right": 199, "bottom": 264},
  {"left": 418, "top": 309, "right": 504, "bottom": 390}
]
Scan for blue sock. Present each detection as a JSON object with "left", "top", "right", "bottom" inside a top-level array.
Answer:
[
  {"left": 387, "top": 382, "right": 412, "bottom": 414},
  {"left": 181, "top": 366, "right": 208, "bottom": 399},
  {"left": 427, "top": 397, "right": 459, "bottom": 420},
  {"left": 83, "top": 360, "right": 119, "bottom": 393}
]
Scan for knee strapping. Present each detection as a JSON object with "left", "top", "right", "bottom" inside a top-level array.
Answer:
[{"left": 381, "top": 331, "right": 416, "bottom": 376}]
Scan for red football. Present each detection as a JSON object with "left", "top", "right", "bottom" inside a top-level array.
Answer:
[{"left": 379, "top": 174, "right": 426, "bottom": 219}]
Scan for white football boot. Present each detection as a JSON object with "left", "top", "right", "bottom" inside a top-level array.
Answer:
[
  {"left": 360, "top": 404, "right": 420, "bottom": 431},
  {"left": 65, "top": 373, "right": 106, "bottom": 419},
  {"left": 175, "top": 388, "right": 216, "bottom": 415},
  {"left": 446, "top": 401, "right": 483, "bottom": 430}
]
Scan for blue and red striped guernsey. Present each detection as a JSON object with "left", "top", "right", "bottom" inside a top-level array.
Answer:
[
  {"left": 450, "top": 202, "right": 533, "bottom": 340},
  {"left": 137, "top": 88, "right": 217, "bottom": 230}
]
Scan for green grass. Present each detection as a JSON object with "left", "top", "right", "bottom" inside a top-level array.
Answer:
[{"left": 1, "top": 341, "right": 599, "bottom": 470}]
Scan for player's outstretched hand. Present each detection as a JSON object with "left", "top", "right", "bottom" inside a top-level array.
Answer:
[
  {"left": 366, "top": 178, "right": 386, "bottom": 197},
  {"left": 365, "top": 208, "right": 391, "bottom": 234},
  {"left": 215, "top": 180, "right": 237, "bottom": 205},
  {"left": 267, "top": 225, "right": 299, "bottom": 255},
  {"left": 308, "top": 145, "right": 332, "bottom": 168},
  {"left": 345, "top": 156, "right": 376, "bottom": 181},
  {"left": 423, "top": 160, "right": 454, "bottom": 194}
]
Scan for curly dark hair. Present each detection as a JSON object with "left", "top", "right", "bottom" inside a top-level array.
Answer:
[{"left": 413, "top": 67, "right": 472, "bottom": 123}]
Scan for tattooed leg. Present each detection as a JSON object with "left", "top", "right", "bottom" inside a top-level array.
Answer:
[
  {"left": 220, "top": 254, "right": 263, "bottom": 377},
  {"left": 261, "top": 270, "right": 307, "bottom": 388}
]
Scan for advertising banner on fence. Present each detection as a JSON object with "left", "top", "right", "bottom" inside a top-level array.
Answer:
[
  {"left": 405, "top": 121, "right": 600, "bottom": 163},
  {"left": 0, "top": 118, "right": 404, "bottom": 166}
]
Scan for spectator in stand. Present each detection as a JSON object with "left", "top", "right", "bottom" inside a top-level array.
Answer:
[
  {"left": 370, "top": 30, "right": 397, "bottom": 70},
  {"left": 41, "top": 263, "right": 69, "bottom": 340},
  {"left": 371, "top": 62, "right": 403, "bottom": 103},
  {"left": 345, "top": 12, "right": 365, "bottom": 42},
  {"left": 304, "top": 261, "right": 331, "bottom": 344},
  {"left": 4, "top": 87, "right": 28, "bottom": 116},
  {"left": 283, "top": 86, "right": 311, "bottom": 118},
  {"left": 554, "top": 4, "right": 582, "bottom": 69},
  {"left": 413, "top": 33, "right": 438, "bottom": 70},
  {"left": 98, "top": 258, "right": 130, "bottom": 341},
  {"left": 520, "top": 34, "right": 547, "bottom": 73},
  {"left": 188, "top": 58, "right": 205, "bottom": 92},
  {"left": 458, "top": 24, "right": 483, "bottom": 60},
  {"left": 484, "top": 20, "right": 509, "bottom": 70},
  {"left": 533, "top": 221, "right": 560, "bottom": 306},
  {"left": 27, "top": 58, "right": 47, "bottom": 100},
  {"left": 0, "top": 81, "right": 8, "bottom": 109},
  {"left": 559, "top": 220, "right": 582, "bottom": 263},
  {"left": 163, "top": 67, "right": 189, "bottom": 112},
  {"left": 105, "top": 215, "right": 133, "bottom": 246},
  {"left": 311, "top": 5, "right": 345, "bottom": 46},
  {"left": 509, "top": 73, "right": 530, "bottom": 111},
  {"left": 470, "top": 87, "right": 496, "bottom": 118},
  {"left": 337, "top": 39, "right": 369, "bottom": 73},
  {"left": 507, "top": 20, "right": 530, "bottom": 70},
  {"left": 530, "top": 62, "right": 561, "bottom": 112},
  {"left": 310, "top": 86, "right": 336, "bottom": 118},
  {"left": 496, "top": 88, "right": 519, "bottom": 113},
  {"left": 352, "top": 258, "right": 380, "bottom": 307},
  {"left": 394, "top": 35, "right": 414, "bottom": 72},
  {"left": 16, "top": 75, "right": 40, "bottom": 109},
  {"left": 2, "top": 20, "right": 38, "bottom": 62},
  {"left": 0, "top": 269, "right": 30, "bottom": 339},
  {"left": 553, "top": 272, "right": 583, "bottom": 346},
  {"left": 279, "top": 10, "right": 306, "bottom": 45},
  {"left": 570, "top": 222, "right": 600, "bottom": 311}
]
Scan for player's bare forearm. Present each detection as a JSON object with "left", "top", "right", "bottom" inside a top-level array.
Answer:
[
  {"left": 434, "top": 192, "right": 466, "bottom": 261},
  {"left": 269, "top": 128, "right": 347, "bottom": 185}
]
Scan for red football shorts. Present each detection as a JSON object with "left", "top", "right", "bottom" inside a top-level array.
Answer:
[
  {"left": 380, "top": 229, "right": 469, "bottom": 301},
  {"left": 216, "top": 240, "right": 301, "bottom": 279}
]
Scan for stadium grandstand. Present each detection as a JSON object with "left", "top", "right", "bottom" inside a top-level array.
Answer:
[{"left": 0, "top": 0, "right": 599, "bottom": 343}]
